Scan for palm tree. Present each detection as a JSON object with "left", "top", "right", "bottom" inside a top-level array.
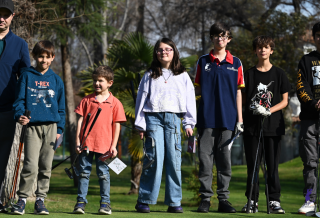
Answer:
[{"left": 77, "top": 33, "right": 197, "bottom": 194}]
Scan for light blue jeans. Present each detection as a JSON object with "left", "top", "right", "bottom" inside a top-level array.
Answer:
[
  {"left": 77, "top": 152, "right": 110, "bottom": 204},
  {"left": 138, "top": 112, "right": 182, "bottom": 206}
]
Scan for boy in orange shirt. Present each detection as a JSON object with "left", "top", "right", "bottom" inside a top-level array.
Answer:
[{"left": 73, "top": 66, "right": 126, "bottom": 215}]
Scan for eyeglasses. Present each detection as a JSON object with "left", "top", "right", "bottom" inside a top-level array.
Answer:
[
  {"left": 156, "top": 48, "right": 173, "bottom": 54},
  {"left": 212, "top": 35, "right": 229, "bottom": 40}
]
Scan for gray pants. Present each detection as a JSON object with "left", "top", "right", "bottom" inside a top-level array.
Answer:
[
  {"left": 17, "top": 123, "right": 57, "bottom": 199},
  {"left": 299, "top": 119, "right": 319, "bottom": 202},
  {"left": 198, "top": 128, "right": 233, "bottom": 201},
  {"left": 0, "top": 111, "right": 16, "bottom": 188}
]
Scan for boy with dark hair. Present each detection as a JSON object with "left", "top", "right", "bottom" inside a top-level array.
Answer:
[
  {"left": 73, "top": 65, "right": 126, "bottom": 215},
  {"left": 296, "top": 21, "right": 320, "bottom": 214},
  {"left": 195, "top": 22, "right": 244, "bottom": 213},
  {"left": 11, "top": 40, "right": 65, "bottom": 215},
  {"left": 241, "top": 35, "right": 290, "bottom": 214}
]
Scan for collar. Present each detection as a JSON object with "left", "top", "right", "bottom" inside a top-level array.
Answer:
[
  {"left": 209, "top": 49, "right": 233, "bottom": 64},
  {"left": 89, "top": 92, "right": 114, "bottom": 104}
]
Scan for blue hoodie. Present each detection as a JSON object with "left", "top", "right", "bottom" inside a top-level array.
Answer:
[
  {"left": 0, "top": 30, "right": 30, "bottom": 112},
  {"left": 13, "top": 67, "right": 65, "bottom": 134}
]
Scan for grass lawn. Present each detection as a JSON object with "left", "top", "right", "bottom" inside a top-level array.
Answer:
[{"left": 2, "top": 157, "right": 307, "bottom": 217}]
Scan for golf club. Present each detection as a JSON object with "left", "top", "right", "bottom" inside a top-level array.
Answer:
[{"left": 8, "top": 110, "right": 31, "bottom": 210}]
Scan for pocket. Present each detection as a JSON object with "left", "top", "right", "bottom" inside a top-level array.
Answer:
[
  {"left": 143, "top": 135, "right": 156, "bottom": 168},
  {"left": 175, "top": 133, "right": 182, "bottom": 171}
]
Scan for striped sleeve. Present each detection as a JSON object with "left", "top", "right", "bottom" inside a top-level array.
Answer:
[{"left": 237, "top": 61, "right": 245, "bottom": 89}]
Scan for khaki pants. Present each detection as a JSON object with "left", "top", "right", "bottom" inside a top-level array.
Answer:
[{"left": 17, "top": 123, "right": 57, "bottom": 198}]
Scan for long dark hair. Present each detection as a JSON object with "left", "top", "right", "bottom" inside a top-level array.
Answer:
[{"left": 149, "top": 38, "right": 186, "bottom": 79}]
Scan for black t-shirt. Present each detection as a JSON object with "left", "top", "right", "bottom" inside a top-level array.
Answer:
[{"left": 242, "top": 66, "right": 291, "bottom": 136}]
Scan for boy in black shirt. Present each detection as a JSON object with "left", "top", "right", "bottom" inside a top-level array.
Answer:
[
  {"left": 242, "top": 36, "right": 290, "bottom": 214},
  {"left": 297, "top": 22, "right": 320, "bottom": 214}
]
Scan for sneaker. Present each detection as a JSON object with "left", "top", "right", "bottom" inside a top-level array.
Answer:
[
  {"left": 197, "top": 200, "right": 210, "bottom": 213},
  {"left": 10, "top": 199, "right": 25, "bottom": 215},
  {"left": 98, "top": 202, "right": 112, "bottom": 215},
  {"left": 241, "top": 200, "right": 258, "bottom": 213},
  {"left": 269, "top": 201, "right": 285, "bottom": 214},
  {"left": 167, "top": 206, "right": 183, "bottom": 213},
  {"left": 298, "top": 200, "right": 315, "bottom": 214},
  {"left": 34, "top": 199, "right": 49, "bottom": 215},
  {"left": 218, "top": 200, "right": 236, "bottom": 213},
  {"left": 0, "top": 203, "right": 8, "bottom": 213},
  {"left": 135, "top": 201, "right": 150, "bottom": 213},
  {"left": 73, "top": 202, "right": 86, "bottom": 214}
]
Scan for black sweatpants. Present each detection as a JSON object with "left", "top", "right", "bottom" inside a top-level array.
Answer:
[{"left": 243, "top": 135, "right": 282, "bottom": 202}]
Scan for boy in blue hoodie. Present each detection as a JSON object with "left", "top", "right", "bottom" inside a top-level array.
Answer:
[{"left": 11, "top": 40, "right": 65, "bottom": 215}]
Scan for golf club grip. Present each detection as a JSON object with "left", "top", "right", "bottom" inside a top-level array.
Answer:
[
  {"left": 88, "top": 108, "right": 102, "bottom": 133},
  {"left": 20, "top": 110, "right": 31, "bottom": 143},
  {"left": 81, "top": 113, "right": 91, "bottom": 143}
]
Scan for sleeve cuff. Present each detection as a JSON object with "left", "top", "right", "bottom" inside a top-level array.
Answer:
[
  {"left": 194, "top": 83, "right": 200, "bottom": 87},
  {"left": 238, "top": 84, "right": 245, "bottom": 89},
  {"left": 57, "top": 128, "right": 63, "bottom": 134}
]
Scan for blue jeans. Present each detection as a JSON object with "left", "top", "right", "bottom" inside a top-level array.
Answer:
[
  {"left": 138, "top": 112, "right": 182, "bottom": 206},
  {"left": 77, "top": 152, "right": 110, "bottom": 204}
]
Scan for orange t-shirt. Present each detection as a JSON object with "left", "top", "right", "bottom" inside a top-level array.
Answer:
[{"left": 74, "top": 92, "right": 127, "bottom": 154}]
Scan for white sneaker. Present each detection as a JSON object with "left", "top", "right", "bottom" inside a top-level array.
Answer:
[
  {"left": 298, "top": 201, "right": 315, "bottom": 214},
  {"left": 242, "top": 200, "right": 258, "bottom": 213},
  {"left": 269, "top": 201, "right": 285, "bottom": 214}
]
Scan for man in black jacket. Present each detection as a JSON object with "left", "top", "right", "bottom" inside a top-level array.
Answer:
[
  {"left": 0, "top": 0, "right": 30, "bottom": 211},
  {"left": 297, "top": 22, "right": 320, "bottom": 214}
]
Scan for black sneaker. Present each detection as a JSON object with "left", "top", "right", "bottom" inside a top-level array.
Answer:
[
  {"left": 241, "top": 200, "right": 258, "bottom": 213},
  {"left": 98, "top": 202, "right": 112, "bottom": 215},
  {"left": 0, "top": 203, "right": 8, "bottom": 213},
  {"left": 73, "top": 202, "right": 86, "bottom": 214},
  {"left": 167, "top": 206, "right": 183, "bottom": 213},
  {"left": 11, "top": 199, "right": 25, "bottom": 215},
  {"left": 135, "top": 201, "right": 150, "bottom": 213},
  {"left": 34, "top": 199, "right": 49, "bottom": 215},
  {"left": 197, "top": 200, "right": 210, "bottom": 213},
  {"left": 218, "top": 200, "right": 236, "bottom": 213},
  {"left": 269, "top": 201, "right": 285, "bottom": 214}
]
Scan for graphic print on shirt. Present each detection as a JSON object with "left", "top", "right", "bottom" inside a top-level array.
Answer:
[
  {"left": 312, "top": 65, "right": 320, "bottom": 100},
  {"left": 250, "top": 82, "right": 274, "bottom": 111},
  {"left": 205, "top": 63, "right": 211, "bottom": 71},
  {"left": 151, "top": 79, "right": 186, "bottom": 112},
  {"left": 28, "top": 86, "right": 55, "bottom": 107}
]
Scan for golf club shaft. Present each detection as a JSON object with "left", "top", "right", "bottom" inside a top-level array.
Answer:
[
  {"left": 81, "top": 113, "right": 91, "bottom": 143},
  {"left": 246, "top": 117, "right": 263, "bottom": 213},
  {"left": 9, "top": 110, "right": 31, "bottom": 201}
]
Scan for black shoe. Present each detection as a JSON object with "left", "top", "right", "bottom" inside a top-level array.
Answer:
[
  {"left": 73, "top": 202, "right": 86, "bottom": 214},
  {"left": 34, "top": 199, "right": 49, "bottom": 215},
  {"left": 218, "top": 200, "right": 236, "bottom": 213},
  {"left": 197, "top": 200, "right": 210, "bottom": 213},
  {"left": 167, "top": 206, "right": 183, "bottom": 213},
  {"left": 0, "top": 203, "right": 8, "bottom": 213}
]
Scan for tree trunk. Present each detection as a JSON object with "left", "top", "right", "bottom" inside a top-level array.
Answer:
[
  {"left": 128, "top": 157, "right": 142, "bottom": 195},
  {"left": 61, "top": 40, "right": 78, "bottom": 187},
  {"left": 136, "top": 0, "right": 145, "bottom": 35}
]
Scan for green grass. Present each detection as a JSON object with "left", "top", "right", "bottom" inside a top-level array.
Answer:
[{"left": 2, "top": 158, "right": 307, "bottom": 217}]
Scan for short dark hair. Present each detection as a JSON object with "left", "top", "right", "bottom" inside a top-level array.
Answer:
[
  {"left": 312, "top": 22, "right": 320, "bottom": 39},
  {"left": 149, "top": 38, "right": 185, "bottom": 79},
  {"left": 252, "top": 35, "right": 275, "bottom": 51},
  {"left": 32, "top": 40, "right": 55, "bottom": 57},
  {"left": 92, "top": 65, "right": 114, "bottom": 81},
  {"left": 209, "top": 22, "right": 233, "bottom": 39}
]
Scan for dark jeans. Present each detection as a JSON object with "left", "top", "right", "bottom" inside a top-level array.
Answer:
[
  {"left": 299, "top": 119, "right": 319, "bottom": 202},
  {"left": 243, "top": 135, "right": 282, "bottom": 202},
  {"left": 198, "top": 128, "right": 233, "bottom": 201},
  {"left": 0, "top": 111, "right": 16, "bottom": 189}
]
